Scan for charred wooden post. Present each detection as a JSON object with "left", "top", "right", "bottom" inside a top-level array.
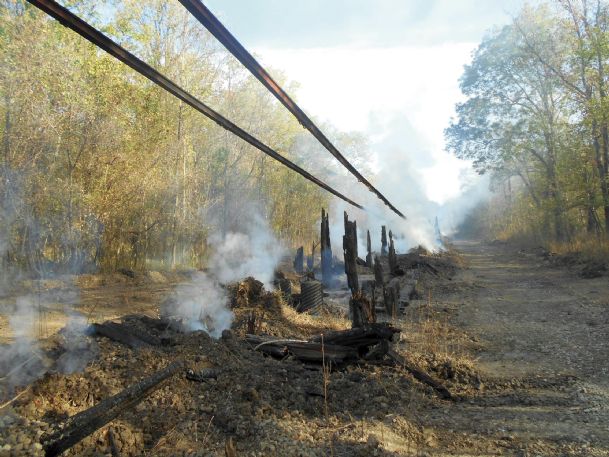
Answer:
[
  {"left": 361, "top": 279, "right": 376, "bottom": 305},
  {"left": 373, "top": 256, "right": 384, "bottom": 289},
  {"left": 307, "top": 242, "right": 314, "bottom": 271},
  {"left": 384, "top": 277, "right": 400, "bottom": 319},
  {"left": 381, "top": 225, "right": 388, "bottom": 255},
  {"left": 349, "top": 291, "right": 375, "bottom": 328},
  {"left": 293, "top": 246, "right": 304, "bottom": 274},
  {"left": 343, "top": 212, "right": 359, "bottom": 294},
  {"left": 388, "top": 230, "right": 397, "bottom": 274},
  {"left": 365, "top": 230, "right": 373, "bottom": 268},
  {"left": 320, "top": 208, "right": 333, "bottom": 287},
  {"left": 42, "top": 361, "right": 183, "bottom": 457},
  {"left": 373, "top": 255, "right": 385, "bottom": 307}
]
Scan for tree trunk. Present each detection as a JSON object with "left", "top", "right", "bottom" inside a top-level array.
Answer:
[
  {"left": 320, "top": 208, "right": 333, "bottom": 286},
  {"left": 365, "top": 230, "right": 372, "bottom": 268},
  {"left": 343, "top": 212, "right": 359, "bottom": 294}
]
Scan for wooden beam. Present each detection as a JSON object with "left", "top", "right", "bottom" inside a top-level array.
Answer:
[{"left": 43, "top": 362, "right": 184, "bottom": 457}]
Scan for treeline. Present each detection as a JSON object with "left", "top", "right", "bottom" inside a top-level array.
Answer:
[
  {"left": 0, "top": 0, "right": 363, "bottom": 274},
  {"left": 447, "top": 0, "right": 609, "bottom": 245}
]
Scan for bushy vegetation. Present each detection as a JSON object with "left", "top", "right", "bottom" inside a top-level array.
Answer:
[
  {"left": 0, "top": 1, "right": 366, "bottom": 274},
  {"left": 447, "top": 0, "right": 609, "bottom": 248}
]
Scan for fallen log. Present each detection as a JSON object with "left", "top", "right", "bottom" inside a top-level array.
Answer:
[
  {"left": 42, "top": 361, "right": 183, "bottom": 457},
  {"left": 124, "top": 324, "right": 162, "bottom": 347},
  {"left": 91, "top": 322, "right": 146, "bottom": 349},
  {"left": 91, "top": 321, "right": 160, "bottom": 349},
  {"left": 185, "top": 367, "right": 220, "bottom": 382},
  {"left": 285, "top": 341, "right": 357, "bottom": 363},
  {"left": 245, "top": 335, "right": 357, "bottom": 363},
  {"left": 309, "top": 323, "right": 400, "bottom": 349},
  {"left": 363, "top": 340, "right": 389, "bottom": 361},
  {"left": 137, "top": 315, "right": 170, "bottom": 331},
  {"left": 387, "top": 349, "right": 452, "bottom": 400},
  {"left": 245, "top": 335, "right": 289, "bottom": 358}
]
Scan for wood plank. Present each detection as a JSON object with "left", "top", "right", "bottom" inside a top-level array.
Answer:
[{"left": 43, "top": 361, "right": 184, "bottom": 457}]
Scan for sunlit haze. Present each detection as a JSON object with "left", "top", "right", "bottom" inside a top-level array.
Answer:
[{"left": 204, "top": 0, "right": 526, "bottom": 205}]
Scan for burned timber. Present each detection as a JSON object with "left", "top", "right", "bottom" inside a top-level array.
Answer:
[{"left": 0, "top": 207, "right": 465, "bottom": 456}]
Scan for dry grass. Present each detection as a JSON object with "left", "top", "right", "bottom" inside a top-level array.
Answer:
[
  {"left": 403, "top": 295, "right": 469, "bottom": 360},
  {"left": 277, "top": 297, "right": 350, "bottom": 336},
  {"left": 548, "top": 234, "right": 609, "bottom": 263},
  {"left": 399, "top": 290, "right": 479, "bottom": 391}
]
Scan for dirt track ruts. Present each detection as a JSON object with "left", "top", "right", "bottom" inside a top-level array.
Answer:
[{"left": 427, "top": 240, "right": 609, "bottom": 456}]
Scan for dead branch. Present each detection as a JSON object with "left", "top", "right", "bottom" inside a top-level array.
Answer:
[{"left": 387, "top": 349, "right": 453, "bottom": 400}]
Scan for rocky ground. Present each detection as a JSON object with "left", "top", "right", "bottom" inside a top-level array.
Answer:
[{"left": 0, "top": 241, "right": 608, "bottom": 456}]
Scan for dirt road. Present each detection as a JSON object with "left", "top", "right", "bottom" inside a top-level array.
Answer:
[{"left": 426, "top": 240, "right": 609, "bottom": 456}]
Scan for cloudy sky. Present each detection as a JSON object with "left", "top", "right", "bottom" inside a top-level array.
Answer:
[{"left": 203, "top": 0, "right": 527, "bottom": 207}]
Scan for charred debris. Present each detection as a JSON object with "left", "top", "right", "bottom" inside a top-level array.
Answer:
[{"left": 0, "top": 208, "right": 458, "bottom": 456}]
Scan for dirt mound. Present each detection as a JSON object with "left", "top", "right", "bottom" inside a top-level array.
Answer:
[
  {"left": 0, "top": 305, "right": 434, "bottom": 456},
  {"left": 535, "top": 248, "right": 608, "bottom": 279},
  {"left": 580, "top": 261, "right": 607, "bottom": 278},
  {"left": 415, "top": 353, "right": 483, "bottom": 393},
  {"left": 397, "top": 249, "right": 464, "bottom": 280}
]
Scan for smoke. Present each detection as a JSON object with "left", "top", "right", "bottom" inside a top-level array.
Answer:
[
  {"left": 0, "top": 167, "right": 98, "bottom": 395},
  {"left": 322, "top": 112, "right": 490, "bottom": 255},
  {"left": 165, "top": 272, "right": 232, "bottom": 337},
  {"left": 210, "top": 213, "right": 284, "bottom": 287},
  {"left": 55, "top": 312, "right": 98, "bottom": 374},
  {"left": 166, "top": 212, "right": 284, "bottom": 337},
  {"left": 0, "top": 289, "right": 98, "bottom": 394}
]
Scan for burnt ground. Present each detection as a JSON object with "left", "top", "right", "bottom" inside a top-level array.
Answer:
[{"left": 0, "top": 239, "right": 608, "bottom": 456}]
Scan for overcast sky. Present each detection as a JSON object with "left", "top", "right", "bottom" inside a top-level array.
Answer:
[{"left": 202, "top": 0, "right": 527, "bottom": 205}]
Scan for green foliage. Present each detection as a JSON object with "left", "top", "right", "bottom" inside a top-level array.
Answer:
[
  {"left": 447, "top": 0, "right": 609, "bottom": 243},
  {"left": 0, "top": 0, "right": 363, "bottom": 273}
]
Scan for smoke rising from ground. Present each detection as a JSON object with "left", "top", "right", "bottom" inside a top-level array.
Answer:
[
  {"left": 167, "top": 212, "right": 284, "bottom": 337},
  {"left": 1, "top": 288, "right": 98, "bottom": 393},
  {"left": 0, "top": 169, "right": 99, "bottom": 394},
  {"left": 210, "top": 213, "right": 284, "bottom": 287}
]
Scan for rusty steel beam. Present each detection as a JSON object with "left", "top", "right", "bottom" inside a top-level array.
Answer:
[
  {"left": 178, "top": 0, "right": 406, "bottom": 220},
  {"left": 25, "top": 0, "right": 364, "bottom": 211}
]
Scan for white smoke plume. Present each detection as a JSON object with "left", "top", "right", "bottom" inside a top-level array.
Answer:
[
  {"left": 322, "top": 113, "right": 490, "bottom": 255},
  {"left": 210, "top": 213, "right": 284, "bottom": 287},
  {"left": 167, "top": 213, "right": 284, "bottom": 337}
]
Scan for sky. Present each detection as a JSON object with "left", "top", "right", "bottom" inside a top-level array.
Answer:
[{"left": 203, "top": 0, "right": 527, "bottom": 206}]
